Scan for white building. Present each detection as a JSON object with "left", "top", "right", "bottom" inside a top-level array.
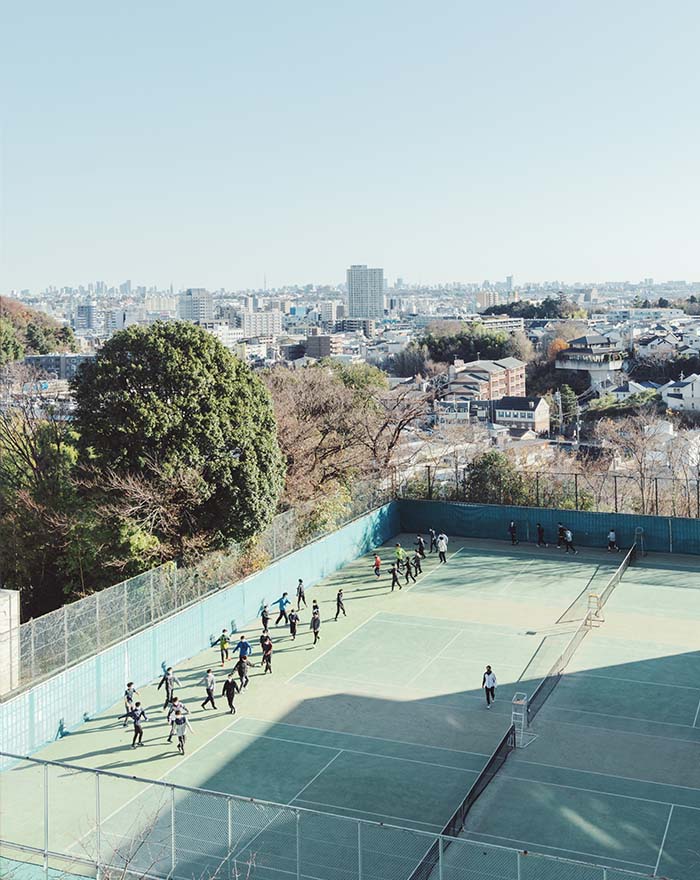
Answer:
[
  {"left": 661, "top": 374, "right": 700, "bottom": 412},
  {"left": 179, "top": 288, "right": 213, "bottom": 322},
  {"left": 241, "top": 311, "right": 283, "bottom": 337},
  {"left": 347, "top": 265, "right": 384, "bottom": 320}
]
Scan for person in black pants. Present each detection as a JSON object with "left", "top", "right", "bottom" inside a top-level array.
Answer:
[
  {"left": 261, "top": 635, "right": 273, "bottom": 673},
  {"left": 119, "top": 703, "right": 147, "bottom": 748},
  {"left": 157, "top": 667, "right": 181, "bottom": 710},
  {"left": 557, "top": 523, "right": 566, "bottom": 549},
  {"left": 200, "top": 669, "right": 217, "bottom": 710},
  {"left": 429, "top": 528, "right": 437, "bottom": 553},
  {"left": 404, "top": 557, "right": 416, "bottom": 585},
  {"left": 334, "top": 589, "right": 346, "bottom": 620},
  {"left": 235, "top": 655, "right": 252, "bottom": 690},
  {"left": 261, "top": 605, "right": 270, "bottom": 634},
  {"left": 414, "top": 535, "right": 426, "bottom": 558},
  {"left": 390, "top": 563, "right": 401, "bottom": 591},
  {"left": 508, "top": 521, "right": 518, "bottom": 545},
  {"left": 536, "top": 523, "right": 547, "bottom": 547},
  {"left": 412, "top": 551, "right": 422, "bottom": 575},
  {"left": 296, "top": 579, "right": 307, "bottom": 609},
  {"left": 482, "top": 666, "right": 497, "bottom": 709},
  {"left": 310, "top": 610, "right": 321, "bottom": 645},
  {"left": 289, "top": 609, "right": 300, "bottom": 640},
  {"left": 222, "top": 674, "right": 240, "bottom": 714}
]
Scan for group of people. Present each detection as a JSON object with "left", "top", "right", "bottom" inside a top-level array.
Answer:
[
  {"left": 383, "top": 529, "right": 450, "bottom": 590},
  {"left": 509, "top": 520, "right": 621, "bottom": 555}
]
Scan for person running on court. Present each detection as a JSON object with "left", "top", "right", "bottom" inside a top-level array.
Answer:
[
  {"left": 123, "top": 682, "right": 138, "bottom": 726},
  {"left": 536, "top": 523, "right": 547, "bottom": 547},
  {"left": 437, "top": 532, "right": 449, "bottom": 547},
  {"left": 412, "top": 549, "right": 423, "bottom": 575},
  {"left": 390, "top": 563, "right": 401, "bottom": 591},
  {"left": 261, "top": 634, "right": 273, "bottom": 673},
  {"left": 310, "top": 609, "right": 321, "bottom": 645},
  {"left": 482, "top": 665, "right": 497, "bottom": 708},
  {"left": 334, "top": 589, "right": 346, "bottom": 620},
  {"left": 311, "top": 599, "right": 320, "bottom": 617},
  {"left": 273, "top": 592, "right": 291, "bottom": 626},
  {"left": 404, "top": 556, "right": 416, "bottom": 585},
  {"left": 288, "top": 608, "right": 300, "bottom": 640},
  {"left": 235, "top": 654, "right": 254, "bottom": 689},
  {"left": 261, "top": 604, "right": 270, "bottom": 634},
  {"left": 508, "top": 520, "right": 518, "bottom": 545},
  {"left": 607, "top": 528, "right": 620, "bottom": 552},
  {"left": 437, "top": 534, "right": 448, "bottom": 564},
  {"left": 564, "top": 527, "right": 578, "bottom": 554},
  {"left": 414, "top": 535, "right": 426, "bottom": 558},
  {"left": 232, "top": 634, "right": 253, "bottom": 661},
  {"left": 157, "top": 667, "right": 181, "bottom": 710},
  {"left": 172, "top": 709, "right": 193, "bottom": 755},
  {"left": 429, "top": 528, "right": 437, "bottom": 553},
  {"left": 119, "top": 702, "right": 148, "bottom": 748},
  {"left": 200, "top": 669, "right": 217, "bottom": 710},
  {"left": 222, "top": 673, "right": 240, "bottom": 714},
  {"left": 166, "top": 697, "right": 188, "bottom": 742},
  {"left": 217, "top": 629, "right": 230, "bottom": 666},
  {"left": 557, "top": 522, "right": 566, "bottom": 549},
  {"left": 394, "top": 543, "right": 406, "bottom": 571},
  {"left": 373, "top": 553, "right": 381, "bottom": 578},
  {"left": 296, "top": 579, "right": 307, "bottom": 608}
]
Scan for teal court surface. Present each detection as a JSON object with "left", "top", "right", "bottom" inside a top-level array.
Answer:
[{"left": 2, "top": 535, "right": 700, "bottom": 880}]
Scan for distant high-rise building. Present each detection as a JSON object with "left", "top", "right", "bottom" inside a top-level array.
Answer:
[
  {"left": 505, "top": 275, "right": 513, "bottom": 292},
  {"left": 119, "top": 279, "right": 132, "bottom": 296},
  {"left": 347, "top": 265, "right": 384, "bottom": 320},
  {"left": 241, "top": 311, "right": 282, "bottom": 337},
  {"left": 179, "top": 288, "right": 213, "bottom": 322},
  {"left": 75, "top": 301, "right": 97, "bottom": 331}
]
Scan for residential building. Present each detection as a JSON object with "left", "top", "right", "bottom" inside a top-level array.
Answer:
[
  {"left": 661, "top": 374, "right": 700, "bottom": 411},
  {"left": 178, "top": 288, "right": 213, "bottom": 322},
  {"left": 555, "top": 334, "right": 623, "bottom": 387},
  {"left": 305, "top": 334, "right": 343, "bottom": 359},
  {"left": 24, "top": 353, "right": 95, "bottom": 380},
  {"left": 347, "top": 265, "right": 384, "bottom": 320},
  {"left": 337, "top": 318, "right": 376, "bottom": 337},
  {"left": 493, "top": 396, "right": 550, "bottom": 434},
  {"left": 610, "top": 380, "right": 661, "bottom": 402},
  {"left": 74, "top": 302, "right": 97, "bottom": 331},
  {"left": 241, "top": 311, "right": 283, "bottom": 337},
  {"left": 447, "top": 357, "right": 526, "bottom": 400}
]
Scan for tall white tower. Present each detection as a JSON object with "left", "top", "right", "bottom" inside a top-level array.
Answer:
[{"left": 347, "top": 265, "right": 384, "bottom": 320}]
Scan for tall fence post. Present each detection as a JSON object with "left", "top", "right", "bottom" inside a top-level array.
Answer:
[
  {"left": 357, "top": 820, "right": 363, "bottom": 880},
  {"left": 669, "top": 519, "right": 673, "bottom": 554},
  {"left": 95, "top": 771, "right": 102, "bottom": 879},
  {"left": 574, "top": 474, "right": 579, "bottom": 510},
  {"left": 43, "top": 762, "right": 49, "bottom": 880},
  {"left": 516, "top": 850, "right": 522, "bottom": 880},
  {"left": 427, "top": 466, "right": 433, "bottom": 500},
  {"left": 535, "top": 473, "right": 540, "bottom": 507},
  {"left": 296, "top": 809, "right": 301, "bottom": 880},
  {"left": 655, "top": 477, "right": 659, "bottom": 515},
  {"left": 614, "top": 475, "right": 618, "bottom": 513},
  {"left": 171, "top": 786, "right": 177, "bottom": 874},
  {"left": 227, "top": 798, "right": 233, "bottom": 859},
  {"left": 31, "top": 618, "right": 37, "bottom": 681},
  {"left": 63, "top": 606, "right": 69, "bottom": 669}
]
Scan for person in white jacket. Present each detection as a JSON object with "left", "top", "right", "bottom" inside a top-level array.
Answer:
[
  {"left": 482, "top": 665, "right": 497, "bottom": 708},
  {"left": 436, "top": 535, "right": 448, "bottom": 564}
]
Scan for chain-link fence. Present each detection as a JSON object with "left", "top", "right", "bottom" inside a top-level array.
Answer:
[
  {"left": 398, "top": 464, "right": 700, "bottom": 518},
  {"left": 0, "top": 753, "right": 663, "bottom": 880},
  {"left": 0, "top": 479, "right": 395, "bottom": 699}
]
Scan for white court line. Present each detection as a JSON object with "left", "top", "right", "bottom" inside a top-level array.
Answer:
[
  {"left": 548, "top": 700, "right": 698, "bottom": 730},
  {"left": 67, "top": 713, "right": 244, "bottom": 853},
  {"left": 654, "top": 804, "right": 674, "bottom": 876},
  {"left": 243, "top": 716, "right": 491, "bottom": 759},
  {"left": 693, "top": 696, "right": 700, "bottom": 728},
  {"left": 494, "top": 558, "right": 535, "bottom": 594},
  {"left": 293, "top": 797, "right": 442, "bottom": 830},
  {"left": 461, "top": 829, "right": 656, "bottom": 871},
  {"left": 402, "top": 547, "right": 465, "bottom": 593},
  {"left": 541, "top": 715, "right": 700, "bottom": 748},
  {"left": 288, "top": 611, "right": 381, "bottom": 683},
  {"left": 406, "top": 630, "right": 464, "bottom": 685},
  {"left": 290, "top": 750, "right": 343, "bottom": 801},
  {"left": 224, "top": 727, "right": 481, "bottom": 775},
  {"left": 572, "top": 671, "right": 700, "bottom": 692}
]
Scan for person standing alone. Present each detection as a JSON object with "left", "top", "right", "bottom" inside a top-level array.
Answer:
[
  {"left": 334, "top": 589, "right": 346, "bottom": 620},
  {"left": 482, "top": 665, "right": 497, "bottom": 709},
  {"left": 200, "top": 669, "right": 217, "bottom": 710},
  {"left": 437, "top": 534, "right": 448, "bottom": 564}
]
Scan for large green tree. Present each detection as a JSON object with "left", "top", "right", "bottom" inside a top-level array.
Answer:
[
  {"left": 464, "top": 451, "right": 528, "bottom": 505},
  {"left": 72, "top": 322, "right": 285, "bottom": 547}
]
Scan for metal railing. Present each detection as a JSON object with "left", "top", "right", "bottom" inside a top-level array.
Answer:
[{"left": 0, "top": 752, "right": 665, "bottom": 880}]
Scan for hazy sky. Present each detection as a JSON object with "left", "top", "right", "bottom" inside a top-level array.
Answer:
[{"left": 3, "top": 1, "right": 699, "bottom": 291}]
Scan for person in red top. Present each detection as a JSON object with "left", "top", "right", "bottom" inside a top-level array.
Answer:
[{"left": 373, "top": 553, "right": 381, "bottom": 578}]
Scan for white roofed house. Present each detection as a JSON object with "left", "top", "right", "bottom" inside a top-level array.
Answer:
[
  {"left": 610, "top": 380, "right": 661, "bottom": 403},
  {"left": 661, "top": 373, "right": 700, "bottom": 412},
  {"left": 635, "top": 333, "right": 681, "bottom": 357},
  {"left": 555, "top": 334, "right": 624, "bottom": 389},
  {"left": 493, "top": 396, "right": 550, "bottom": 436}
]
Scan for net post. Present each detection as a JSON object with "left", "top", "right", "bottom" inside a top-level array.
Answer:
[
  {"left": 357, "top": 820, "right": 363, "bottom": 880},
  {"left": 95, "top": 770, "right": 102, "bottom": 879},
  {"left": 438, "top": 835, "right": 443, "bottom": 880},
  {"left": 511, "top": 693, "right": 527, "bottom": 746},
  {"left": 171, "top": 786, "right": 177, "bottom": 874},
  {"left": 516, "top": 850, "right": 522, "bottom": 880},
  {"left": 296, "top": 809, "right": 301, "bottom": 880},
  {"left": 227, "top": 797, "right": 233, "bottom": 857},
  {"left": 43, "top": 761, "right": 49, "bottom": 880}
]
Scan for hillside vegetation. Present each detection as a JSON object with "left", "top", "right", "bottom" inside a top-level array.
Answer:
[{"left": 0, "top": 296, "right": 77, "bottom": 365}]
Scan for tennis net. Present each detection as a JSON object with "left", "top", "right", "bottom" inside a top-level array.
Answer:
[
  {"left": 599, "top": 542, "right": 637, "bottom": 608},
  {"left": 408, "top": 724, "right": 516, "bottom": 880}
]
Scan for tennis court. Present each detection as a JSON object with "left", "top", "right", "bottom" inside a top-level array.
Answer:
[{"left": 2, "top": 534, "right": 698, "bottom": 879}]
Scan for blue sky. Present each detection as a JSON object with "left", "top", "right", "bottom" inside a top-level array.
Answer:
[{"left": 3, "top": 1, "right": 699, "bottom": 290}]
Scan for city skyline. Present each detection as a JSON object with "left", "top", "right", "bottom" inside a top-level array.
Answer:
[{"left": 3, "top": 2, "right": 700, "bottom": 290}]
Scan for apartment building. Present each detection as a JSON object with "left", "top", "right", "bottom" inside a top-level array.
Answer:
[{"left": 446, "top": 357, "right": 526, "bottom": 400}]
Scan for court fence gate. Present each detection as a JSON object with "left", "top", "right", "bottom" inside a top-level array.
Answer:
[{"left": 0, "top": 751, "right": 669, "bottom": 880}]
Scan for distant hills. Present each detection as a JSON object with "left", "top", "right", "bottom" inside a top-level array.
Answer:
[{"left": 0, "top": 296, "right": 77, "bottom": 365}]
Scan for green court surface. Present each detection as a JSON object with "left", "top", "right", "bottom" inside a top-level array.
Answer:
[{"left": 2, "top": 536, "right": 700, "bottom": 880}]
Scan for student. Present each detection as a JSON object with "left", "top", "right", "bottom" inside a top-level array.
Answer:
[
  {"left": 373, "top": 553, "right": 382, "bottom": 578},
  {"left": 222, "top": 673, "right": 240, "bottom": 714},
  {"left": 536, "top": 523, "right": 547, "bottom": 547},
  {"left": 167, "top": 698, "right": 188, "bottom": 742},
  {"left": 404, "top": 557, "right": 416, "bottom": 585},
  {"left": 310, "top": 610, "right": 321, "bottom": 645},
  {"left": 414, "top": 535, "right": 426, "bottom": 558},
  {"left": 565, "top": 528, "right": 578, "bottom": 554},
  {"left": 172, "top": 709, "right": 193, "bottom": 755},
  {"left": 607, "top": 529, "right": 620, "bottom": 552},
  {"left": 261, "top": 635, "right": 273, "bottom": 673},
  {"left": 217, "top": 629, "right": 230, "bottom": 666},
  {"left": 200, "top": 669, "right": 217, "bottom": 710},
  {"left": 482, "top": 666, "right": 497, "bottom": 709},
  {"left": 288, "top": 608, "right": 300, "bottom": 641},
  {"left": 437, "top": 534, "right": 448, "bottom": 564},
  {"left": 311, "top": 599, "right": 320, "bottom": 617},
  {"left": 508, "top": 521, "right": 518, "bottom": 545},
  {"left": 157, "top": 667, "right": 181, "bottom": 710},
  {"left": 232, "top": 635, "right": 253, "bottom": 660},
  {"left": 261, "top": 605, "right": 270, "bottom": 634},
  {"left": 390, "top": 563, "right": 401, "bottom": 592},
  {"left": 296, "top": 579, "right": 308, "bottom": 609},
  {"left": 394, "top": 543, "right": 406, "bottom": 571},
  {"left": 437, "top": 532, "right": 449, "bottom": 547},
  {"left": 557, "top": 523, "right": 566, "bottom": 549},
  {"left": 119, "top": 702, "right": 147, "bottom": 748},
  {"left": 429, "top": 528, "right": 438, "bottom": 553},
  {"left": 123, "top": 682, "right": 138, "bottom": 727},
  {"left": 412, "top": 550, "right": 423, "bottom": 575},
  {"left": 334, "top": 589, "right": 346, "bottom": 620},
  {"left": 273, "top": 592, "right": 291, "bottom": 626},
  {"left": 235, "top": 655, "right": 253, "bottom": 689}
]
